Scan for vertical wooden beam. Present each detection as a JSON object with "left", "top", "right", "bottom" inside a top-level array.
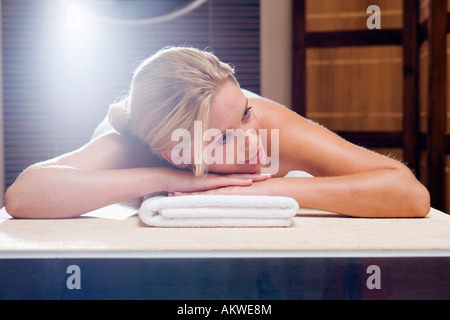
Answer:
[
  {"left": 292, "top": 0, "right": 306, "bottom": 116},
  {"left": 402, "top": 0, "right": 420, "bottom": 176},
  {"left": 426, "top": 0, "right": 447, "bottom": 211}
]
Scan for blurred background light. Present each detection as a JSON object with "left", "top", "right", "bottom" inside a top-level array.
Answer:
[
  {"left": 2, "top": 0, "right": 260, "bottom": 192},
  {"left": 81, "top": 0, "right": 209, "bottom": 25},
  {"left": 64, "top": 2, "right": 93, "bottom": 51},
  {"left": 65, "top": 4, "right": 82, "bottom": 31}
]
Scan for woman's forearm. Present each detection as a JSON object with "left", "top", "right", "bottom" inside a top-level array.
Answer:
[
  {"left": 4, "top": 166, "right": 170, "bottom": 219},
  {"left": 4, "top": 165, "right": 266, "bottom": 219},
  {"left": 279, "top": 167, "right": 430, "bottom": 218}
]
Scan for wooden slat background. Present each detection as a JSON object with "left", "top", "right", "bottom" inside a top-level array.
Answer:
[
  {"left": 303, "top": 0, "right": 449, "bottom": 211},
  {"left": 305, "top": 0, "right": 403, "bottom": 134}
]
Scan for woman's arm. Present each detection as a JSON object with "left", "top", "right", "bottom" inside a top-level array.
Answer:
[
  {"left": 209, "top": 169, "right": 429, "bottom": 218},
  {"left": 5, "top": 165, "right": 169, "bottom": 219},
  {"left": 5, "top": 132, "right": 268, "bottom": 218},
  {"left": 264, "top": 98, "right": 430, "bottom": 217},
  {"left": 182, "top": 169, "right": 429, "bottom": 218},
  {"left": 192, "top": 98, "right": 430, "bottom": 218}
]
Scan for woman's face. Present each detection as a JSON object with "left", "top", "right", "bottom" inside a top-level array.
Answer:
[
  {"left": 162, "top": 80, "right": 267, "bottom": 174},
  {"left": 204, "top": 80, "right": 266, "bottom": 174}
]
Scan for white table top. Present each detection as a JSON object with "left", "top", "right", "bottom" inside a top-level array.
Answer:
[{"left": 1, "top": 206, "right": 449, "bottom": 258}]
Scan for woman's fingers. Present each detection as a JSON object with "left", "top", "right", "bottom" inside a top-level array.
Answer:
[
  {"left": 200, "top": 176, "right": 252, "bottom": 190},
  {"left": 205, "top": 173, "right": 271, "bottom": 189},
  {"left": 249, "top": 173, "right": 271, "bottom": 182},
  {"left": 173, "top": 185, "right": 244, "bottom": 196},
  {"left": 217, "top": 173, "right": 271, "bottom": 182},
  {"left": 167, "top": 170, "right": 271, "bottom": 194}
]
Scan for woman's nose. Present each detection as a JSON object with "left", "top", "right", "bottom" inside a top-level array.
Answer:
[{"left": 238, "top": 129, "right": 258, "bottom": 154}]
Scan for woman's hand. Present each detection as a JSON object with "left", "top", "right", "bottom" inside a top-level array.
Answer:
[
  {"left": 168, "top": 176, "right": 279, "bottom": 197},
  {"left": 164, "top": 167, "right": 271, "bottom": 195}
]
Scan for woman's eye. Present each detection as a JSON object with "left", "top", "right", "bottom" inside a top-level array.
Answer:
[
  {"left": 221, "top": 134, "right": 229, "bottom": 145},
  {"left": 243, "top": 107, "right": 252, "bottom": 120}
]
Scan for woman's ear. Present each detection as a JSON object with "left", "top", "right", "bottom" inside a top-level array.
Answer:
[{"left": 161, "top": 150, "right": 190, "bottom": 169}]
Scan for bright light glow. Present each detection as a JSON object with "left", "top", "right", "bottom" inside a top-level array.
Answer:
[
  {"left": 63, "top": 2, "right": 93, "bottom": 51},
  {"left": 84, "top": 0, "right": 209, "bottom": 25},
  {"left": 65, "top": 4, "right": 82, "bottom": 31}
]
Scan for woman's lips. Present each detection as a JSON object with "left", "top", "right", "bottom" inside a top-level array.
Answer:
[{"left": 240, "top": 145, "right": 262, "bottom": 164}]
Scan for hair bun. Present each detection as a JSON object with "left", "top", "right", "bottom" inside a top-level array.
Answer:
[{"left": 108, "top": 98, "right": 131, "bottom": 135}]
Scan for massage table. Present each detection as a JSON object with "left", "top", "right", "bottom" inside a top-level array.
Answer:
[{"left": 0, "top": 205, "right": 449, "bottom": 300}]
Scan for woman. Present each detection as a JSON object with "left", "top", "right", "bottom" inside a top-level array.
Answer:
[{"left": 5, "top": 46, "right": 430, "bottom": 219}]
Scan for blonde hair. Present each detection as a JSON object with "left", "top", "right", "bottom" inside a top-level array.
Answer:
[{"left": 108, "top": 46, "right": 237, "bottom": 176}]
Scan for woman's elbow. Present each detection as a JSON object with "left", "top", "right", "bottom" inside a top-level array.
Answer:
[
  {"left": 414, "top": 184, "right": 431, "bottom": 218},
  {"left": 4, "top": 173, "right": 39, "bottom": 219},
  {"left": 4, "top": 166, "right": 49, "bottom": 218},
  {"left": 4, "top": 185, "right": 26, "bottom": 218},
  {"left": 390, "top": 165, "right": 430, "bottom": 218},
  {"left": 404, "top": 180, "right": 430, "bottom": 218}
]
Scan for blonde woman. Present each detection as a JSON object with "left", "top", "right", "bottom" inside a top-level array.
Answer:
[{"left": 5, "top": 46, "right": 430, "bottom": 219}]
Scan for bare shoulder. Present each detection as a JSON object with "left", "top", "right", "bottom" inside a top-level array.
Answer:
[
  {"left": 249, "top": 97, "right": 403, "bottom": 177},
  {"left": 39, "top": 132, "right": 160, "bottom": 170},
  {"left": 249, "top": 97, "right": 314, "bottom": 135},
  {"left": 249, "top": 97, "right": 299, "bottom": 126}
]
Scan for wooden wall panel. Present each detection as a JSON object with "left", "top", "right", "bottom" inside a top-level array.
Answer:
[
  {"left": 294, "top": 0, "right": 449, "bottom": 211},
  {"left": 306, "top": 0, "right": 402, "bottom": 32},
  {"left": 307, "top": 46, "right": 402, "bottom": 132},
  {"left": 419, "top": 40, "right": 429, "bottom": 134},
  {"left": 420, "top": 0, "right": 450, "bottom": 212},
  {"left": 447, "top": 34, "right": 450, "bottom": 135},
  {"left": 447, "top": 156, "right": 450, "bottom": 211},
  {"left": 419, "top": 0, "right": 429, "bottom": 23},
  {"left": 303, "top": 0, "right": 404, "bottom": 134},
  {"left": 447, "top": 0, "right": 450, "bottom": 211}
]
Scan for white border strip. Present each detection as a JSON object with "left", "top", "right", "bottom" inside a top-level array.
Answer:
[{"left": 1, "top": 249, "right": 450, "bottom": 259}]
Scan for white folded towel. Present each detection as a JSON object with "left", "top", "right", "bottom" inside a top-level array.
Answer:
[{"left": 138, "top": 195, "right": 299, "bottom": 228}]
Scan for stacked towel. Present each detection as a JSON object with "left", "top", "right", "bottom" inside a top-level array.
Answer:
[{"left": 138, "top": 195, "right": 299, "bottom": 228}]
